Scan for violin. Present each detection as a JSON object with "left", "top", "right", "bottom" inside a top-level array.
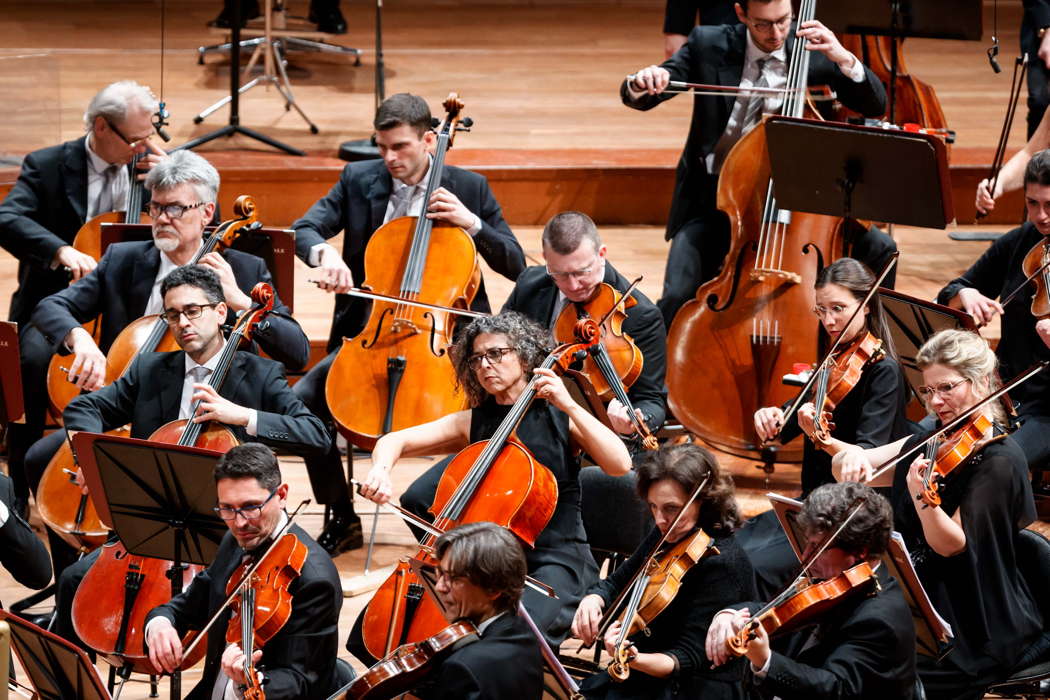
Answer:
[
  {"left": 1019, "top": 237, "right": 1050, "bottom": 320},
  {"left": 46, "top": 195, "right": 260, "bottom": 419},
  {"left": 811, "top": 331, "right": 885, "bottom": 450},
  {"left": 917, "top": 412, "right": 1005, "bottom": 509},
  {"left": 325, "top": 93, "right": 478, "bottom": 450},
  {"left": 553, "top": 279, "right": 657, "bottom": 450},
  {"left": 726, "top": 561, "right": 880, "bottom": 655},
  {"left": 360, "top": 329, "right": 604, "bottom": 659},
  {"left": 345, "top": 621, "right": 479, "bottom": 700}
]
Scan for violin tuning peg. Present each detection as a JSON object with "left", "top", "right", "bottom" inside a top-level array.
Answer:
[{"left": 459, "top": 117, "right": 474, "bottom": 129}]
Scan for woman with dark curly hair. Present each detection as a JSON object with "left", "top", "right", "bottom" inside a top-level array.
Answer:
[
  {"left": 571, "top": 442, "right": 757, "bottom": 699},
  {"left": 350, "top": 311, "right": 632, "bottom": 660}
]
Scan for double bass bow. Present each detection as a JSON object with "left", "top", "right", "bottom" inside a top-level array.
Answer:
[
  {"left": 553, "top": 276, "right": 658, "bottom": 450},
  {"left": 325, "top": 93, "right": 479, "bottom": 450}
]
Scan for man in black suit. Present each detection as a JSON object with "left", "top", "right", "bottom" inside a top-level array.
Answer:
[
  {"left": 0, "top": 80, "right": 166, "bottom": 508},
  {"left": 409, "top": 521, "right": 544, "bottom": 700},
  {"left": 146, "top": 443, "right": 343, "bottom": 699},
  {"left": 290, "top": 92, "right": 526, "bottom": 555},
  {"left": 0, "top": 471, "right": 52, "bottom": 595},
  {"left": 46, "top": 264, "right": 328, "bottom": 649},
  {"left": 706, "top": 482, "right": 917, "bottom": 699},
  {"left": 623, "top": 0, "right": 894, "bottom": 326},
  {"left": 502, "top": 211, "right": 666, "bottom": 443}
]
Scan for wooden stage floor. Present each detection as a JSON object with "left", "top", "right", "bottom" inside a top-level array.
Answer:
[{"left": 0, "top": 2, "right": 1044, "bottom": 696}]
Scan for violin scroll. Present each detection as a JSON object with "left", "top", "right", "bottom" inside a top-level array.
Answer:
[{"left": 607, "top": 644, "right": 633, "bottom": 682}]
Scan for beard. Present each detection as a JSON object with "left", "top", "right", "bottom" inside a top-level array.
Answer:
[{"left": 152, "top": 228, "right": 180, "bottom": 252}]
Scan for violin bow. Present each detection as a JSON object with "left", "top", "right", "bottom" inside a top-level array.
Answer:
[
  {"left": 179, "top": 499, "right": 310, "bottom": 663},
  {"left": 348, "top": 480, "right": 559, "bottom": 600},
  {"left": 307, "top": 283, "right": 490, "bottom": 320},
  {"left": 775, "top": 253, "right": 898, "bottom": 438},
  {"left": 866, "top": 361, "right": 1049, "bottom": 485},
  {"left": 518, "top": 601, "right": 584, "bottom": 699},
  {"left": 978, "top": 53, "right": 1027, "bottom": 220},
  {"left": 584, "top": 474, "right": 710, "bottom": 648}
]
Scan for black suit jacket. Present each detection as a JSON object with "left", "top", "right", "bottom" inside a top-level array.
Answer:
[
  {"left": 146, "top": 524, "right": 342, "bottom": 700},
  {"left": 62, "top": 350, "right": 329, "bottom": 457},
  {"left": 292, "top": 159, "right": 526, "bottom": 349},
  {"left": 414, "top": 613, "right": 544, "bottom": 700},
  {"left": 0, "top": 137, "right": 91, "bottom": 326},
  {"left": 502, "top": 263, "right": 668, "bottom": 432},
  {"left": 0, "top": 472, "right": 51, "bottom": 591},
  {"left": 621, "top": 23, "right": 887, "bottom": 239},
  {"left": 748, "top": 570, "right": 917, "bottom": 700},
  {"left": 31, "top": 240, "right": 310, "bottom": 371}
]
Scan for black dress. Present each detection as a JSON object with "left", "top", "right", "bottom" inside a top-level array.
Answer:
[
  {"left": 579, "top": 528, "right": 757, "bottom": 699},
  {"left": 891, "top": 430, "right": 1043, "bottom": 699},
  {"left": 739, "top": 352, "right": 908, "bottom": 599}
]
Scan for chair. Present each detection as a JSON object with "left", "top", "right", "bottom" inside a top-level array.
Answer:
[{"left": 579, "top": 467, "right": 652, "bottom": 571}]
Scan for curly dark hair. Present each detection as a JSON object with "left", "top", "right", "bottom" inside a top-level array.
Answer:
[
  {"left": 450, "top": 312, "right": 553, "bottom": 407},
  {"left": 160, "top": 264, "right": 225, "bottom": 305},
  {"left": 635, "top": 442, "right": 740, "bottom": 535},
  {"left": 798, "top": 482, "right": 893, "bottom": 559}
]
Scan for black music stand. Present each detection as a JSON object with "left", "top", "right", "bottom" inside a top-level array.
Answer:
[
  {"left": 72, "top": 432, "right": 227, "bottom": 699},
  {"left": 764, "top": 116, "right": 953, "bottom": 229},
  {"left": 0, "top": 610, "right": 111, "bottom": 700}
]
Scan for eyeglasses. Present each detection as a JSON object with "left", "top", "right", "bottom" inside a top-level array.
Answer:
[
  {"left": 916, "top": 378, "right": 970, "bottom": 400},
  {"left": 214, "top": 490, "right": 277, "bottom": 521},
  {"left": 148, "top": 201, "right": 206, "bottom": 220},
  {"left": 812, "top": 303, "right": 857, "bottom": 319},
  {"left": 545, "top": 256, "right": 600, "bottom": 282},
  {"left": 104, "top": 118, "right": 151, "bottom": 149},
  {"left": 160, "top": 303, "right": 220, "bottom": 325},
  {"left": 748, "top": 14, "right": 793, "bottom": 33},
  {"left": 467, "top": 347, "right": 514, "bottom": 369}
]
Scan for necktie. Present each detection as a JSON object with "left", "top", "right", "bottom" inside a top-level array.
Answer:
[
  {"left": 181, "top": 366, "right": 212, "bottom": 420},
  {"left": 95, "top": 164, "right": 121, "bottom": 216},
  {"left": 741, "top": 57, "right": 770, "bottom": 135},
  {"left": 389, "top": 184, "right": 418, "bottom": 221}
]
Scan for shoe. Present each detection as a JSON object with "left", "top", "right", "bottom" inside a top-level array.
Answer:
[
  {"left": 25, "top": 611, "right": 54, "bottom": 630},
  {"left": 317, "top": 513, "right": 363, "bottom": 556},
  {"left": 314, "top": 7, "right": 347, "bottom": 34},
  {"left": 209, "top": 0, "right": 262, "bottom": 28}
]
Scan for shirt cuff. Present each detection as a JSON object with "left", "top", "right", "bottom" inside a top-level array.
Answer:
[
  {"left": 308, "top": 242, "right": 340, "bottom": 268},
  {"left": 465, "top": 214, "right": 482, "bottom": 237},
  {"left": 626, "top": 83, "right": 646, "bottom": 101},
  {"left": 751, "top": 653, "right": 773, "bottom": 679},
  {"left": 144, "top": 616, "right": 168, "bottom": 644},
  {"left": 841, "top": 53, "right": 865, "bottom": 83},
  {"left": 246, "top": 410, "right": 258, "bottom": 436},
  {"left": 0, "top": 500, "right": 10, "bottom": 528},
  {"left": 224, "top": 679, "right": 240, "bottom": 700}
]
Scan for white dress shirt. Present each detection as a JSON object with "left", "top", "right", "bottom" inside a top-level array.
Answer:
[
  {"left": 180, "top": 340, "right": 258, "bottom": 436},
  {"left": 85, "top": 134, "right": 130, "bottom": 219}
]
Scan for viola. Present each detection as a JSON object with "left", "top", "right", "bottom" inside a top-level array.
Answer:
[
  {"left": 553, "top": 280, "right": 657, "bottom": 450},
  {"left": 360, "top": 331, "right": 603, "bottom": 659},
  {"left": 726, "top": 561, "right": 880, "bottom": 655},
  {"left": 811, "top": 331, "right": 885, "bottom": 450},
  {"left": 1020, "top": 237, "right": 1050, "bottom": 320},
  {"left": 666, "top": 0, "right": 850, "bottom": 464},
  {"left": 918, "top": 412, "right": 1005, "bottom": 509},
  {"left": 346, "top": 621, "right": 478, "bottom": 700},
  {"left": 325, "top": 94, "right": 478, "bottom": 450}
]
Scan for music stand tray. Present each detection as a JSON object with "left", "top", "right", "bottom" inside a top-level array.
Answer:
[
  {"left": 820, "top": 0, "right": 981, "bottom": 41},
  {"left": 0, "top": 610, "right": 111, "bottom": 700},
  {"left": 764, "top": 116, "right": 953, "bottom": 230}
]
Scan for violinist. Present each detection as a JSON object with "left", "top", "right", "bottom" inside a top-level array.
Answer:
[
  {"left": 408, "top": 521, "right": 544, "bottom": 699},
  {"left": 0, "top": 80, "right": 168, "bottom": 513},
  {"left": 621, "top": 0, "right": 894, "bottom": 325},
  {"left": 502, "top": 211, "right": 667, "bottom": 443},
  {"left": 145, "top": 443, "right": 344, "bottom": 699},
  {"left": 941, "top": 150, "right": 1050, "bottom": 472},
  {"left": 47, "top": 264, "right": 328, "bottom": 653},
  {"left": 705, "top": 482, "right": 916, "bottom": 700},
  {"left": 352, "top": 311, "right": 631, "bottom": 657},
  {"left": 290, "top": 93, "right": 526, "bottom": 556},
  {"left": 833, "top": 329, "right": 1043, "bottom": 699},
  {"left": 571, "top": 442, "right": 756, "bottom": 699}
]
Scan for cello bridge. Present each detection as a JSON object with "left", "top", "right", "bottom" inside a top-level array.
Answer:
[
  {"left": 749, "top": 268, "right": 802, "bottom": 285},
  {"left": 389, "top": 319, "right": 421, "bottom": 336}
]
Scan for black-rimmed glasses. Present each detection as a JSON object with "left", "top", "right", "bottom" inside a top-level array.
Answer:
[{"left": 214, "top": 490, "right": 277, "bottom": 520}]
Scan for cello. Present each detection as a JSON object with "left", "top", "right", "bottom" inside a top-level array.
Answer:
[
  {"left": 666, "top": 0, "right": 849, "bottom": 463},
  {"left": 325, "top": 94, "right": 478, "bottom": 450}
]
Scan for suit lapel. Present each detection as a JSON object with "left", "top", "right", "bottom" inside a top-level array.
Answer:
[
  {"left": 220, "top": 353, "right": 249, "bottom": 406},
  {"left": 367, "top": 167, "right": 393, "bottom": 231},
  {"left": 719, "top": 25, "right": 749, "bottom": 115},
  {"left": 63, "top": 137, "right": 89, "bottom": 224},
  {"left": 157, "top": 352, "right": 186, "bottom": 424},
  {"left": 131, "top": 245, "right": 161, "bottom": 315}
]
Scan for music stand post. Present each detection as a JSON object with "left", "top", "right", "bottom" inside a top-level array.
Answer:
[
  {"left": 73, "top": 432, "right": 228, "bottom": 700},
  {"left": 182, "top": 0, "right": 305, "bottom": 155},
  {"left": 339, "top": 0, "right": 385, "bottom": 162}
]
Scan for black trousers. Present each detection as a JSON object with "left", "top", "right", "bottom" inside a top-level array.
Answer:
[
  {"left": 7, "top": 324, "right": 54, "bottom": 506},
  {"left": 1022, "top": 17, "right": 1050, "bottom": 139},
  {"left": 24, "top": 426, "right": 81, "bottom": 582}
]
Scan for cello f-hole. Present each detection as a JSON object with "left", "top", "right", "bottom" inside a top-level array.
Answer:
[
  {"left": 709, "top": 241, "right": 757, "bottom": 312},
  {"left": 423, "top": 311, "right": 446, "bottom": 357},
  {"left": 362, "top": 307, "right": 395, "bottom": 350}
]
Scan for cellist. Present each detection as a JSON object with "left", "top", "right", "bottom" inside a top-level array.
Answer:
[
  {"left": 351, "top": 311, "right": 631, "bottom": 658},
  {"left": 570, "top": 442, "right": 756, "bottom": 699},
  {"left": 0, "top": 80, "right": 167, "bottom": 514},
  {"left": 145, "top": 443, "right": 344, "bottom": 699},
  {"left": 620, "top": 0, "right": 894, "bottom": 325},
  {"left": 290, "top": 93, "right": 527, "bottom": 556},
  {"left": 705, "top": 482, "right": 917, "bottom": 700},
  {"left": 47, "top": 265, "right": 328, "bottom": 654}
]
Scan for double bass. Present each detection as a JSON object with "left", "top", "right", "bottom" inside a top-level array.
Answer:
[
  {"left": 326, "top": 94, "right": 478, "bottom": 450},
  {"left": 666, "top": 0, "right": 848, "bottom": 463}
]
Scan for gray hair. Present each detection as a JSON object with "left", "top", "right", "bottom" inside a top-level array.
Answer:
[
  {"left": 83, "top": 81, "right": 158, "bottom": 131},
  {"left": 145, "top": 150, "right": 220, "bottom": 204},
  {"left": 450, "top": 312, "right": 553, "bottom": 407}
]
